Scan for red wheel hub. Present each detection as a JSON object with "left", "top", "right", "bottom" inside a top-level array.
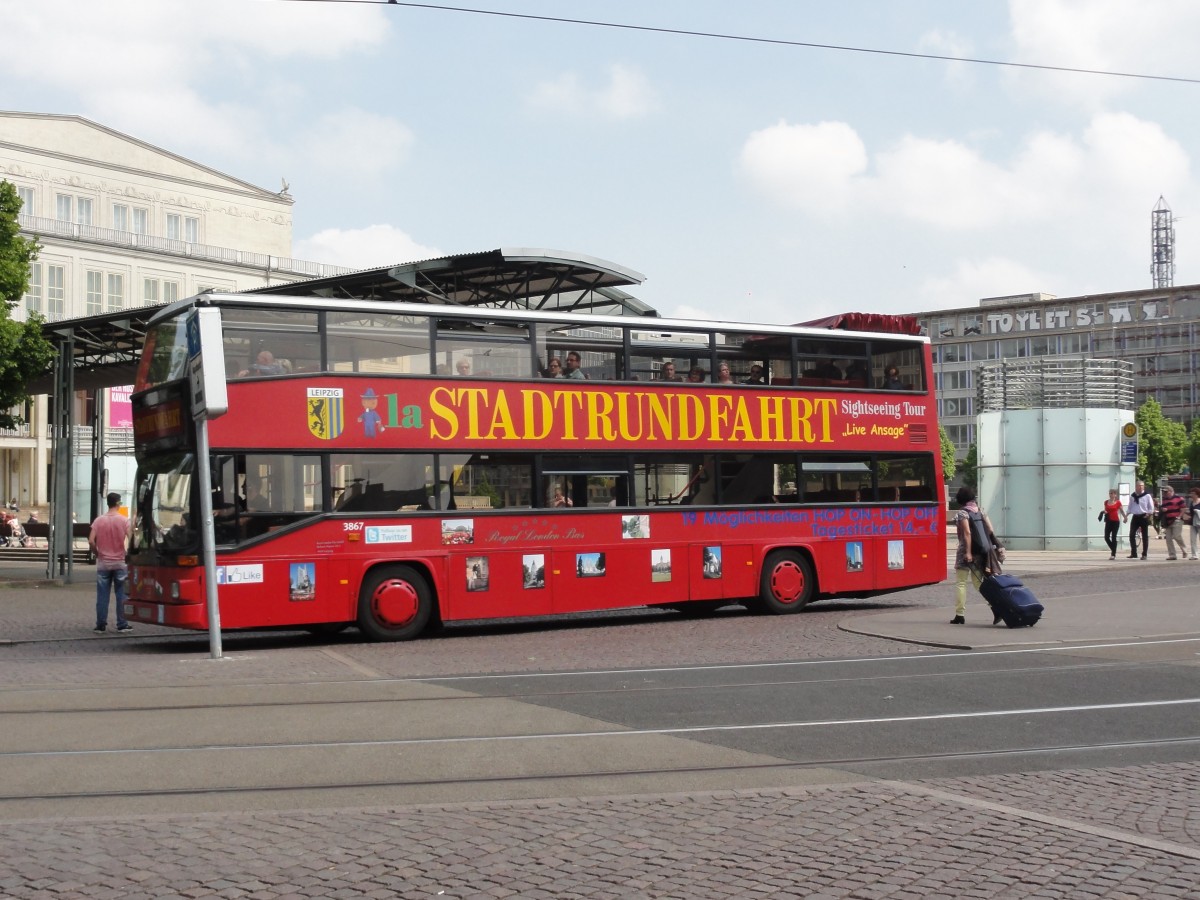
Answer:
[
  {"left": 770, "top": 561, "right": 805, "bottom": 604},
  {"left": 372, "top": 578, "right": 419, "bottom": 627}
]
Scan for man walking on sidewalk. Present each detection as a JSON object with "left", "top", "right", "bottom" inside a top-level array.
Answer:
[
  {"left": 89, "top": 492, "right": 132, "bottom": 633},
  {"left": 1160, "top": 485, "right": 1187, "bottom": 560},
  {"left": 1127, "top": 480, "right": 1154, "bottom": 560}
]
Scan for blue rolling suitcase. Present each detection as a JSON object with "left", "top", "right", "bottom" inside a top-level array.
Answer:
[{"left": 979, "top": 573, "right": 1043, "bottom": 628}]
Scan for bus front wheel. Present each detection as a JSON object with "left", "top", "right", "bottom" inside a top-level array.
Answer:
[
  {"left": 358, "top": 565, "right": 433, "bottom": 641},
  {"left": 757, "top": 550, "right": 814, "bottom": 614}
]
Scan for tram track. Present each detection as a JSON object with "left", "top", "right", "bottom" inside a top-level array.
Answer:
[
  {"left": 0, "top": 654, "right": 1190, "bottom": 714},
  {"left": 3, "top": 735, "right": 1199, "bottom": 805}
]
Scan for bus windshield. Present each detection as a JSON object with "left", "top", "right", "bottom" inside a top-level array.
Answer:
[{"left": 133, "top": 452, "right": 196, "bottom": 553}]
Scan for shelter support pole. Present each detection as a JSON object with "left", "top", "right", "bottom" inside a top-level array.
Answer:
[{"left": 47, "top": 334, "right": 75, "bottom": 581}]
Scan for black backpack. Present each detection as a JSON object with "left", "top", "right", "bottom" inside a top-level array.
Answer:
[{"left": 966, "top": 509, "right": 993, "bottom": 559}]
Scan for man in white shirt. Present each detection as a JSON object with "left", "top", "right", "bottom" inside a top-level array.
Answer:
[{"left": 1126, "top": 480, "right": 1154, "bottom": 560}]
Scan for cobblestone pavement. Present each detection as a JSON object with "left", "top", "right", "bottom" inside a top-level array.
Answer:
[{"left": 4, "top": 764, "right": 1199, "bottom": 899}]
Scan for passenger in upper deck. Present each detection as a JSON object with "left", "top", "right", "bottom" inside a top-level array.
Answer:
[
  {"left": 562, "top": 351, "right": 586, "bottom": 380},
  {"left": 544, "top": 357, "right": 563, "bottom": 377},
  {"left": 238, "top": 349, "right": 286, "bottom": 377},
  {"left": 658, "top": 362, "right": 683, "bottom": 382},
  {"left": 882, "top": 366, "right": 905, "bottom": 390},
  {"left": 845, "top": 360, "right": 868, "bottom": 382},
  {"left": 815, "top": 360, "right": 843, "bottom": 379},
  {"left": 455, "top": 359, "right": 472, "bottom": 376},
  {"left": 741, "top": 365, "right": 766, "bottom": 385},
  {"left": 687, "top": 366, "right": 707, "bottom": 383},
  {"left": 714, "top": 362, "right": 734, "bottom": 384}
]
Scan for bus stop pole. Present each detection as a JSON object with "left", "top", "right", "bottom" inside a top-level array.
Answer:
[{"left": 195, "top": 417, "right": 223, "bottom": 660}]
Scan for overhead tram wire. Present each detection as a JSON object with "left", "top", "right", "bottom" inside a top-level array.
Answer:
[{"left": 274, "top": 0, "right": 1200, "bottom": 86}]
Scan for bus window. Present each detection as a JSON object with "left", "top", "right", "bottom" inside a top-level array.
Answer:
[
  {"left": 223, "top": 308, "right": 319, "bottom": 378},
  {"left": 870, "top": 343, "right": 926, "bottom": 391},
  {"left": 800, "top": 455, "right": 874, "bottom": 503},
  {"left": 332, "top": 453, "right": 436, "bottom": 511},
  {"left": 327, "top": 311, "right": 431, "bottom": 376},
  {"left": 877, "top": 454, "right": 937, "bottom": 501},
  {"left": 132, "top": 452, "right": 195, "bottom": 551},
  {"left": 436, "top": 453, "right": 533, "bottom": 510},
  {"left": 436, "top": 318, "right": 531, "bottom": 378},
  {"left": 714, "top": 331, "right": 770, "bottom": 384},
  {"left": 212, "top": 453, "right": 323, "bottom": 542},
  {"left": 632, "top": 455, "right": 707, "bottom": 506},
  {"left": 716, "top": 454, "right": 798, "bottom": 504},
  {"left": 136, "top": 319, "right": 190, "bottom": 391},
  {"left": 541, "top": 455, "right": 631, "bottom": 508},
  {"left": 796, "top": 337, "right": 868, "bottom": 383},
  {"left": 543, "top": 323, "right": 623, "bottom": 380},
  {"left": 628, "top": 328, "right": 709, "bottom": 383},
  {"left": 738, "top": 332, "right": 791, "bottom": 385}
]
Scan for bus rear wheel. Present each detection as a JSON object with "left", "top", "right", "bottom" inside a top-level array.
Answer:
[
  {"left": 358, "top": 565, "right": 433, "bottom": 641},
  {"left": 757, "top": 550, "right": 814, "bottom": 614}
]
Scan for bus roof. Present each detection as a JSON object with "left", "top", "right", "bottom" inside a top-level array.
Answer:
[
  {"left": 794, "top": 312, "right": 922, "bottom": 335},
  {"left": 151, "top": 290, "right": 930, "bottom": 346}
]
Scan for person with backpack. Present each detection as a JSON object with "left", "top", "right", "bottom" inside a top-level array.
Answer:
[{"left": 951, "top": 486, "right": 1003, "bottom": 625}]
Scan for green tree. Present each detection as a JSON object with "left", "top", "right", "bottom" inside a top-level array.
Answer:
[
  {"left": 938, "top": 424, "right": 956, "bottom": 481},
  {"left": 1134, "top": 398, "right": 1187, "bottom": 485},
  {"left": 1186, "top": 420, "right": 1200, "bottom": 479},
  {"left": 0, "top": 180, "right": 54, "bottom": 429},
  {"left": 958, "top": 443, "right": 978, "bottom": 490}
]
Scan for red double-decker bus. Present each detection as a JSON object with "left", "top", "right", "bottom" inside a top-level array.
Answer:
[{"left": 126, "top": 290, "right": 944, "bottom": 640}]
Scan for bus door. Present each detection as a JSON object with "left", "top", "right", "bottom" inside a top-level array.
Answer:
[{"left": 688, "top": 543, "right": 755, "bottom": 600}]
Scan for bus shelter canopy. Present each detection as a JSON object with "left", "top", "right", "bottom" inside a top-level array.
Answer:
[{"left": 35, "top": 247, "right": 654, "bottom": 393}]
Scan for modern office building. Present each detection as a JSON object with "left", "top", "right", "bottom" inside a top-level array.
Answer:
[
  {"left": 0, "top": 110, "right": 349, "bottom": 509},
  {"left": 915, "top": 283, "right": 1200, "bottom": 464}
]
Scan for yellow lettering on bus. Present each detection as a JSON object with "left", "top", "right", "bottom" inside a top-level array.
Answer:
[
  {"left": 729, "top": 395, "right": 757, "bottom": 442},
  {"left": 484, "top": 390, "right": 517, "bottom": 439},
  {"left": 429, "top": 387, "right": 459, "bottom": 439},
  {"left": 585, "top": 391, "right": 617, "bottom": 441},
  {"left": 459, "top": 388, "right": 492, "bottom": 439},
  {"left": 520, "top": 390, "right": 553, "bottom": 441},
  {"left": 646, "top": 394, "right": 673, "bottom": 441},
  {"left": 678, "top": 393, "right": 704, "bottom": 441},
  {"left": 554, "top": 391, "right": 585, "bottom": 440},
  {"left": 707, "top": 394, "right": 732, "bottom": 441},
  {"left": 758, "top": 396, "right": 785, "bottom": 442},
  {"left": 615, "top": 392, "right": 646, "bottom": 441}
]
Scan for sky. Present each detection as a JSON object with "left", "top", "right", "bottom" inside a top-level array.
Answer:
[{"left": 4, "top": 0, "right": 1200, "bottom": 325}]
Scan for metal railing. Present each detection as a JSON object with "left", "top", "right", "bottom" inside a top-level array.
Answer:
[{"left": 18, "top": 214, "right": 353, "bottom": 280}]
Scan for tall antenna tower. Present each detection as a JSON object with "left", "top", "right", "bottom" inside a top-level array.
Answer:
[{"left": 1151, "top": 195, "right": 1175, "bottom": 288}]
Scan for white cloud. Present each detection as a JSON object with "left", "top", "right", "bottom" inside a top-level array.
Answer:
[
  {"left": 293, "top": 225, "right": 441, "bottom": 270},
  {"left": 918, "top": 258, "right": 1052, "bottom": 309},
  {"left": 527, "top": 64, "right": 657, "bottom": 119},
  {"left": 738, "top": 121, "right": 867, "bottom": 212},
  {"left": 0, "top": 0, "right": 393, "bottom": 160},
  {"left": 1007, "top": 0, "right": 1200, "bottom": 104},
  {"left": 739, "top": 112, "right": 1191, "bottom": 229}
]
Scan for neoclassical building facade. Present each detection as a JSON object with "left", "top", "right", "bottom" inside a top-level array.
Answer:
[{"left": 1, "top": 111, "right": 347, "bottom": 509}]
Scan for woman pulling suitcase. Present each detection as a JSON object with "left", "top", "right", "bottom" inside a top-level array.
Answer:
[{"left": 950, "top": 486, "right": 1003, "bottom": 624}]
